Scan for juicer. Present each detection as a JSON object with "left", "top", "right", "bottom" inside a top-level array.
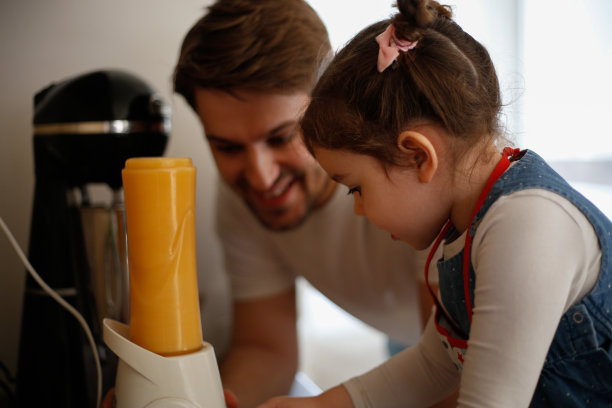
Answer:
[{"left": 103, "top": 157, "right": 225, "bottom": 407}]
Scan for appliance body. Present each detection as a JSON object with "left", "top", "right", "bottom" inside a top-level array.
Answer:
[{"left": 16, "top": 69, "right": 170, "bottom": 407}]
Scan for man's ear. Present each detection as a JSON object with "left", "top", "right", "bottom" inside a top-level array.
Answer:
[{"left": 396, "top": 130, "right": 438, "bottom": 183}]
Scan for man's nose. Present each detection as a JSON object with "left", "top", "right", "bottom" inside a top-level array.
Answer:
[{"left": 245, "top": 145, "right": 280, "bottom": 191}]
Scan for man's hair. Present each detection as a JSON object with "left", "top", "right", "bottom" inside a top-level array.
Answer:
[{"left": 174, "top": 0, "right": 332, "bottom": 110}]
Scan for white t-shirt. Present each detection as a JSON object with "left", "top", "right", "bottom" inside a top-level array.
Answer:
[
  {"left": 215, "top": 180, "right": 434, "bottom": 345},
  {"left": 344, "top": 189, "right": 601, "bottom": 407}
]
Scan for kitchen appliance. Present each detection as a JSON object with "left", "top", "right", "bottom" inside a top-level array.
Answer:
[
  {"left": 16, "top": 69, "right": 170, "bottom": 407},
  {"left": 103, "top": 157, "right": 225, "bottom": 407}
]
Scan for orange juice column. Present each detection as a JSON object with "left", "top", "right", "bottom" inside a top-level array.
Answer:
[{"left": 121, "top": 157, "right": 202, "bottom": 355}]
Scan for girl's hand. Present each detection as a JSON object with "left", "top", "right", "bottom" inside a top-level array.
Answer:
[
  {"left": 224, "top": 389, "right": 239, "bottom": 408},
  {"left": 257, "top": 385, "right": 353, "bottom": 408},
  {"left": 257, "top": 396, "right": 323, "bottom": 408},
  {"left": 101, "top": 388, "right": 114, "bottom": 408},
  {"left": 100, "top": 387, "right": 239, "bottom": 408}
]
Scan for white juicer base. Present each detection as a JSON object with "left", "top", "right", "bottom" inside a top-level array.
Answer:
[{"left": 103, "top": 318, "right": 225, "bottom": 408}]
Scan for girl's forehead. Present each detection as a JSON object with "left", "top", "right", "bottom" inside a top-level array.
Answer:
[{"left": 314, "top": 147, "right": 376, "bottom": 181}]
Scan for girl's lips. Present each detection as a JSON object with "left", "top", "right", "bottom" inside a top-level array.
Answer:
[{"left": 391, "top": 234, "right": 397, "bottom": 241}]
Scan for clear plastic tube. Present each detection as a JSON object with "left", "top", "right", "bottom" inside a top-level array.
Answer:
[{"left": 122, "top": 157, "right": 203, "bottom": 356}]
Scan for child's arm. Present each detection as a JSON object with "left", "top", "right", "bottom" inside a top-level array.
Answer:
[
  {"left": 257, "top": 385, "right": 353, "bottom": 408},
  {"left": 343, "top": 316, "right": 460, "bottom": 407},
  {"left": 459, "top": 189, "right": 599, "bottom": 406},
  {"left": 258, "top": 317, "right": 459, "bottom": 408}
]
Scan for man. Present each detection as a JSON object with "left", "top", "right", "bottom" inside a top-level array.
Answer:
[{"left": 172, "top": 1, "right": 438, "bottom": 407}]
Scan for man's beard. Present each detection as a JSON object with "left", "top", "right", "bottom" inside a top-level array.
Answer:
[{"left": 238, "top": 170, "right": 333, "bottom": 232}]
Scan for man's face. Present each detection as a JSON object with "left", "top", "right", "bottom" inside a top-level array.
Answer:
[{"left": 195, "top": 88, "right": 333, "bottom": 231}]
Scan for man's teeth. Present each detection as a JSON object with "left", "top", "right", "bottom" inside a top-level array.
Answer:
[{"left": 263, "top": 180, "right": 292, "bottom": 199}]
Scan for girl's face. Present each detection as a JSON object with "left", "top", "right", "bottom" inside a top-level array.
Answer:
[{"left": 314, "top": 146, "right": 450, "bottom": 250}]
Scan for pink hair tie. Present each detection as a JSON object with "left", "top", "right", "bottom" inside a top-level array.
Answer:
[{"left": 375, "top": 25, "right": 418, "bottom": 72}]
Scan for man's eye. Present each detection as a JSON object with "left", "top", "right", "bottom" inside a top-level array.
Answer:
[
  {"left": 347, "top": 186, "right": 361, "bottom": 196},
  {"left": 214, "top": 144, "right": 243, "bottom": 154},
  {"left": 267, "top": 132, "right": 295, "bottom": 147}
]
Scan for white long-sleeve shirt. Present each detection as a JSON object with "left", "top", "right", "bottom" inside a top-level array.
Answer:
[{"left": 344, "top": 188, "right": 601, "bottom": 407}]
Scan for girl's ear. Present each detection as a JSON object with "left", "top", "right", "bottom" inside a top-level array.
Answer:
[{"left": 396, "top": 130, "right": 438, "bottom": 183}]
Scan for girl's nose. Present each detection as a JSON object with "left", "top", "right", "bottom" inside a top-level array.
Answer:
[{"left": 245, "top": 145, "right": 280, "bottom": 191}]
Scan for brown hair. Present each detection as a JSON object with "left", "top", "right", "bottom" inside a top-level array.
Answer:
[
  {"left": 173, "top": 0, "right": 331, "bottom": 110},
  {"left": 301, "top": 0, "right": 503, "bottom": 166}
]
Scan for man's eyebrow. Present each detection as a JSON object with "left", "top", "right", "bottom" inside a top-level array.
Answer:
[
  {"left": 206, "top": 134, "right": 236, "bottom": 144},
  {"left": 205, "top": 120, "right": 297, "bottom": 144}
]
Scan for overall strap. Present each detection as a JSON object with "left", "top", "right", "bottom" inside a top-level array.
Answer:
[{"left": 425, "top": 147, "right": 521, "bottom": 328}]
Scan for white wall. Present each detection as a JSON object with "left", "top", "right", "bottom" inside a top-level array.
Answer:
[
  {"left": 0, "top": 0, "right": 230, "bottom": 379},
  {"left": 521, "top": 0, "right": 612, "bottom": 161}
]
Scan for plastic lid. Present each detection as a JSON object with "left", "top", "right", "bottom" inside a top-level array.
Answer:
[{"left": 124, "top": 157, "right": 193, "bottom": 170}]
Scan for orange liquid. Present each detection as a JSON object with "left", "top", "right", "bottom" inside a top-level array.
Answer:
[{"left": 122, "top": 157, "right": 202, "bottom": 356}]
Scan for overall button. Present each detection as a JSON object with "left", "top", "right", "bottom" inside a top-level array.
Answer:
[{"left": 572, "top": 312, "right": 584, "bottom": 324}]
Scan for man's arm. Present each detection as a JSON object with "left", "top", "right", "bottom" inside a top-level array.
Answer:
[{"left": 220, "top": 286, "right": 299, "bottom": 408}]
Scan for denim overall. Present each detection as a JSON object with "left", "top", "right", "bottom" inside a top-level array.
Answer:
[{"left": 426, "top": 149, "right": 612, "bottom": 406}]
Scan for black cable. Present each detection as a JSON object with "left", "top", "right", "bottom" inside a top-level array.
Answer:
[
  {"left": 0, "top": 360, "right": 15, "bottom": 407},
  {"left": 0, "top": 360, "right": 15, "bottom": 384}
]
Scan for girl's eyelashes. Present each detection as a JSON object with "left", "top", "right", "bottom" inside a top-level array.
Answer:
[{"left": 347, "top": 186, "right": 361, "bottom": 196}]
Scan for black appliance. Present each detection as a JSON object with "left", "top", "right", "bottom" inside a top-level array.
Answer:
[{"left": 16, "top": 69, "right": 170, "bottom": 407}]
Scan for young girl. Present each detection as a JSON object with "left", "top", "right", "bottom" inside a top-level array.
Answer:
[{"left": 258, "top": 0, "right": 612, "bottom": 407}]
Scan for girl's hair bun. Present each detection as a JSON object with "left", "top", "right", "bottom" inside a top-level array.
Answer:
[{"left": 393, "top": 0, "right": 452, "bottom": 40}]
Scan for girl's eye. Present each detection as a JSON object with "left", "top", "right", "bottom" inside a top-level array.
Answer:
[{"left": 347, "top": 186, "right": 361, "bottom": 196}]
